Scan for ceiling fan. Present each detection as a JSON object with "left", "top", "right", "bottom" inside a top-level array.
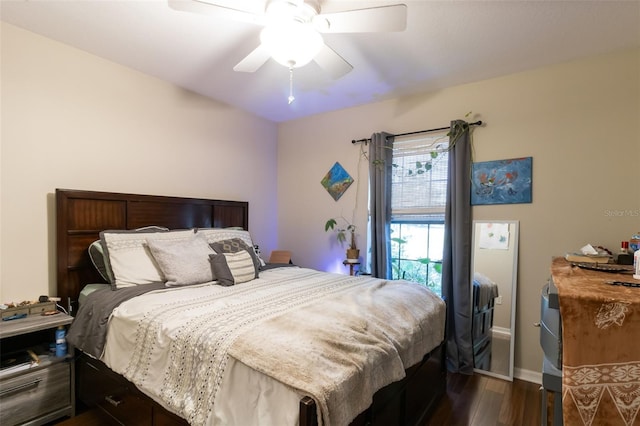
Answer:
[{"left": 168, "top": 0, "right": 408, "bottom": 80}]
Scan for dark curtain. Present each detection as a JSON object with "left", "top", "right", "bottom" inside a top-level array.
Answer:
[
  {"left": 368, "top": 132, "right": 394, "bottom": 279},
  {"left": 441, "top": 120, "right": 474, "bottom": 374}
]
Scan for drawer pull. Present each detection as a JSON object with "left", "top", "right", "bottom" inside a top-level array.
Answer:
[
  {"left": 0, "top": 377, "right": 42, "bottom": 397},
  {"left": 105, "top": 395, "right": 123, "bottom": 407},
  {"left": 533, "top": 322, "right": 541, "bottom": 327}
]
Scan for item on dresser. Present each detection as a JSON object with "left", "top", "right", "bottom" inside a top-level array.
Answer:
[
  {"left": 564, "top": 252, "right": 612, "bottom": 263},
  {"left": 617, "top": 253, "right": 634, "bottom": 265},
  {"left": 565, "top": 243, "right": 613, "bottom": 264},
  {"left": 617, "top": 241, "right": 633, "bottom": 264},
  {"left": 630, "top": 232, "right": 640, "bottom": 252},
  {"left": 571, "top": 262, "right": 634, "bottom": 273},
  {"left": 604, "top": 280, "right": 640, "bottom": 288}
]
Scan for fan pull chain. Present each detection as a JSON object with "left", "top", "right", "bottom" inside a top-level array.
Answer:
[{"left": 288, "top": 66, "right": 295, "bottom": 104}]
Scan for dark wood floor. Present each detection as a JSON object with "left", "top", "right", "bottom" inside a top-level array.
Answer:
[
  {"left": 54, "top": 373, "right": 542, "bottom": 426},
  {"left": 425, "top": 373, "right": 542, "bottom": 426}
]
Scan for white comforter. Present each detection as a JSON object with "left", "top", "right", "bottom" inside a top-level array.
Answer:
[{"left": 102, "top": 267, "right": 445, "bottom": 426}]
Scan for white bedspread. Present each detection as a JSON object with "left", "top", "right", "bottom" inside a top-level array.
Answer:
[{"left": 102, "top": 267, "right": 445, "bottom": 426}]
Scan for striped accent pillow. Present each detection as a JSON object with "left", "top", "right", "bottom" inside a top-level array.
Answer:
[
  {"left": 209, "top": 250, "right": 257, "bottom": 286},
  {"left": 209, "top": 238, "right": 261, "bottom": 276}
]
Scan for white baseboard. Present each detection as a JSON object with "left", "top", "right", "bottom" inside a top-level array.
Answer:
[
  {"left": 492, "top": 327, "right": 511, "bottom": 339},
  {"left": 515, "top": 367, "right": 542, "bottom": 384}
]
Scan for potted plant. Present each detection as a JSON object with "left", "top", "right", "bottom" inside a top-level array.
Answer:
[{"left": 325, "top": 217, "right": 359, "bottom": 261}]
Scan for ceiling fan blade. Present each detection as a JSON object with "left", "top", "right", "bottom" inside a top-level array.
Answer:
[
  {"left": 168, "top": 0, "right": 265, "bottom": 25},
  {"left": 315, "top": 4, "right": 407, "bottom": 33},
  {"left": 313, "top": 44, "right": 353, "bottom": 79},
  {"left": 233, "top": 44, "right": 272, "bottom": 73}
]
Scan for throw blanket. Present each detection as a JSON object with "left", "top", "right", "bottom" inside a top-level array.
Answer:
[
  {"left": 67, "top": 282, "right": 166, "bottom": 358},
  {"left": 88, "top": 267, "right": 445, "bottom": 426},
  {"left": 552, "top": 258, "right": 640, "bottom": 426},
  {"left": 229, "top": 274, "right": 445, "bottom": 426}
]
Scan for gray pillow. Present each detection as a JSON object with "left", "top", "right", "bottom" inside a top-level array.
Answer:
[
  {"left": 209, "top": 251, "right": 257, "bottom": 287},
  {"left": 209, "top": 238, "right": 260, "bottom": 277},
  {"left": 88, "top": 240, "right": 112, "bottom": 283},
  {"left": 146, "top": 235, "right": 215, "bottom": 287}
]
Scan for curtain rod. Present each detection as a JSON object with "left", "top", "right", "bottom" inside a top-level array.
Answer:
[{"left": 351, "top": 120, "right": 483, "bottom": 145}]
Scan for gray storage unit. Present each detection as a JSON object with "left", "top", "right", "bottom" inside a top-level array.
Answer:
[{"left": 540, "top": 278, "right": 562, "bottom": 426}]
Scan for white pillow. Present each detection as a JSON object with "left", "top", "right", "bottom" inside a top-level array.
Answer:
[
  {"left": 196, "top": 228, "right": 266, "bottom": 266},
  {"left": 196, "top": 228, "right": 254, "bottom": 247},
  {"left": 100, "top": 229, "right": 194, "bottom": 289},
  {"left": 146, "top": 235, "right": 215, "bottom": 287}
]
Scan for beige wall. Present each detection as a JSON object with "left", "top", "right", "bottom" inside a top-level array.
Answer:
[
  {"left": 277, "top": 48, "right": 640, "bottom": 377},
  {"left": 3, "top": 19, "right": 639, "bottom": 380},
  {"left": 0, "top": 22, "right": 279, "bottom": 302}
]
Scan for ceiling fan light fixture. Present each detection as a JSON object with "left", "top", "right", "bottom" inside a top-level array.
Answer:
[
  {"left": 260, "top": 21, "right": 324, "bottom": 68},
  {"left": 265, "top": 0, "right": 320, "bottom": 24}
]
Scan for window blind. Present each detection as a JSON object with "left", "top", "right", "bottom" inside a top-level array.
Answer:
[{"left": 391, "top": 131, "right": 449, "bottom": 217}]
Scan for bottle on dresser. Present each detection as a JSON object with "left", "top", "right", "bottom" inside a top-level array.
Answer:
[
  {"left": 629, "top": 233, "right": 640, "bottom": 279},
  {"left": 630, "top": 232, "right": 640, "bottom": 252}
]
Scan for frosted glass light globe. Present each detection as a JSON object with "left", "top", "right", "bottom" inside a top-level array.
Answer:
[{"left": 260, "top": 21, "right": 324, "bottom": 68}]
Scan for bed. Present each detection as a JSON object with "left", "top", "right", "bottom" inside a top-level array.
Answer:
[{"left": 56, "top": 188, "right": 447, "bottom": 426}]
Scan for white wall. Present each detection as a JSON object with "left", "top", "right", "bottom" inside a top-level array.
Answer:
[
  {"left": 0, "top": 22, "right": 279, "bottom": 302},
  {"left": 277, "top": 47, "right": 640, "bottom": 375}
]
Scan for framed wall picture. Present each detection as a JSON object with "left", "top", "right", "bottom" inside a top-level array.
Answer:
[
  {"left": 471, "top": 157, "right": 532, "bottom": 205},
  {"left": 321, "top": 162, "right": 354, "bottom": 201}
]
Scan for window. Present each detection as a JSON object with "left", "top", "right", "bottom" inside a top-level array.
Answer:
[{"left": 389, "top": 131, "right": 449, "bottom": 295}]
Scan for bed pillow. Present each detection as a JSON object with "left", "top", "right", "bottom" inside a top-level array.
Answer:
[
  {"left": 146, "top": 235, "right": 215, "bottom": 287},
  {"left": 196, "top": 228, "right": 253, "bottom": 246},
  {"left": 90, "top": 226, "right": 170, "bottom": 285},
  {"left": 209, "top": 238, "right": 260, "bottom": 278},
  {"left": 196, "top": 228, "right": 266, "bottom": 266},
  {"left": 209, "top": 251, "right": 257, "bottom": 286},
  {"left": 88, "top": 240, "right": 113, "bottom": 283},
  {"left": 100, "top": 229, "right": 194, "bottom": 289}
]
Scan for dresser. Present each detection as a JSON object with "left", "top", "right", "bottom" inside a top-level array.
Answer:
[
  {"left": 540, "top": 277, "right": 562, "bottom": 426},
  {"left": 548, "top": 257, "right": 640, "bottom": 426}
]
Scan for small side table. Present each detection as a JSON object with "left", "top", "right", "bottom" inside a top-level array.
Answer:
[
  {"left": 343, "top": 260, "right": 361, "bottom": 276},
  {"left": 0, "top": 312, "right": 75, "bottom": 425}
]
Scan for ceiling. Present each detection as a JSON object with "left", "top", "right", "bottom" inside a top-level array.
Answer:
[{"left": 2, "top": 0, "right": 639, "bottom": 123}]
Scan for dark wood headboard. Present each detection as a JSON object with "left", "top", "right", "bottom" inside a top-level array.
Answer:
[{"left": 56, "top": 189, "right": 249, "bottom": 313}]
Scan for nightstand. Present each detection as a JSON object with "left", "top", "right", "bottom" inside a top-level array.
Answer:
[{"left": 0, "top": 313, "right": 75, "bottom": 425}]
